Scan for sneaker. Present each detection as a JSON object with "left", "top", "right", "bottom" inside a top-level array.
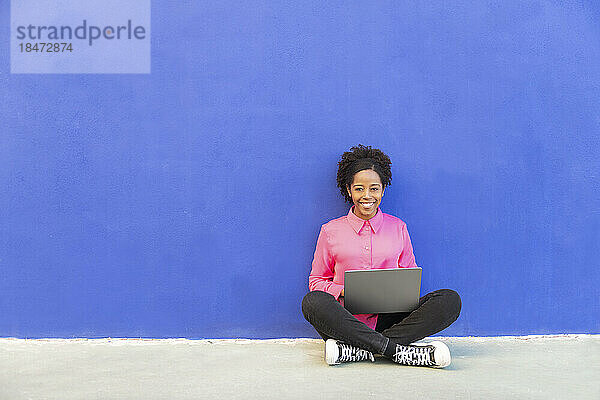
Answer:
[
  {"left": 325, "top": 339, "right": 375, "bottom": 365},
  {"left": 391, "top": 341, "right": 451, "bottom": 368}
]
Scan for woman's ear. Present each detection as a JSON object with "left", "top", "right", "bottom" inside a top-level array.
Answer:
[{"left": 346, "top": 186, "right": 352, "bottom": 198}]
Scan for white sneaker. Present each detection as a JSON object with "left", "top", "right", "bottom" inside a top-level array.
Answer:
[
  {"left": 325, "top": 339, "right": 375, "bottom": 365},
  {"left": 392, "top": 341, "right": 451, "bottom": 368}
]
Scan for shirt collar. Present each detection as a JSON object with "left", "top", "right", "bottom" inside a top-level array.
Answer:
[{"left": 346, "top": 206, "right": 384, "bottom": 234}]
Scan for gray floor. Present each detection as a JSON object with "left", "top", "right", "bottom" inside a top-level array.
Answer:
[{"left": 1, "top": 335, "right": 598, "bottom": 400}]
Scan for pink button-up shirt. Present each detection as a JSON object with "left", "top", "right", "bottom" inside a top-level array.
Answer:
[{"left": 308, "top": 206, "right": 417, "bottom": 330}]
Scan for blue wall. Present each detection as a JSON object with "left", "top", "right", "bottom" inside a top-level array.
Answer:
[{"left": 1, "top": 1, "right": 599, "bottom": 338}]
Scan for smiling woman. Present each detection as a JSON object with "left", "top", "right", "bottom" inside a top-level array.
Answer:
[{"left": 301, "top": 144, "right": 462, "bottom": 368}]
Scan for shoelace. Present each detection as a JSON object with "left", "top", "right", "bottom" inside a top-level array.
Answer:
[
  {"left": 393, "top": 344, "right": 435, "bottom": 366},
  {"left": 338, "top": 342, "right": 375, "bottom": 363}
]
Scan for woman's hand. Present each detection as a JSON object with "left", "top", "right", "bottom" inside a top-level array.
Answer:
[{"left": 340, "top": 288, "right": 344, "bottom": 297}]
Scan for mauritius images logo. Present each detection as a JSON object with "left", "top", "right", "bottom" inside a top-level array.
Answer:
[{"left": 11, "top": 0, "right": 151, "bottom": 74}]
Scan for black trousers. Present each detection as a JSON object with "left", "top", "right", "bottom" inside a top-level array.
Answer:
[{"left": 301, "top": 289, "right": 461, "bottom": 355}]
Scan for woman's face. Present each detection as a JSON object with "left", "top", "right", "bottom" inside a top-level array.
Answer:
[{"left": 347, "top": 169, "right": 384, "bottom": 220}]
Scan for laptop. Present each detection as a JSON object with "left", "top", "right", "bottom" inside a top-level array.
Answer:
[{"left": 343, "top": 267, "right": 422, "bottom": 314}]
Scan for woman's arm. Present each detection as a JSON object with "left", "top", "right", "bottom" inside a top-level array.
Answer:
[
  {"left": 398, "top": 223, "right": 418, "bottom": 268},
  {"left": 308, "top": 226, "right": 344, "bottom": 300}
]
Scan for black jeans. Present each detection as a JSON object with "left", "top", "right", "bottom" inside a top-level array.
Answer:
[{"left": 301, "top": 289, "right": 461, "bottom": 355}]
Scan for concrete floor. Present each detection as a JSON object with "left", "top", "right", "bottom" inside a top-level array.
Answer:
[{"left": 1, "top": 335, "right": 598, "bottom": 400}]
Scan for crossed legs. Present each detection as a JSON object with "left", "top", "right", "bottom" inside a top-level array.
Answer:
[{"left": 301, "top": 289, "right": 461, "bottom": 355}]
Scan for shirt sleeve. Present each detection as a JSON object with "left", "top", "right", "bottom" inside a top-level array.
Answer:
[
  {"left": 398, "top": 223, "right": 418, "bottom": 268},
  {"left": 308, "top": 226, "right": 345, "bottom": 300}
]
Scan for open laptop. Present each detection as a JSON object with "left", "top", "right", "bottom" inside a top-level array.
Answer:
[{"left": 343, "top": 267, "right": 422, "bottom": 314}]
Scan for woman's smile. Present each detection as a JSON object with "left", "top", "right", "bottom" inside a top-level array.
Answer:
[{"left": 358, "top": 201, "right": 376, "bottom": 212}]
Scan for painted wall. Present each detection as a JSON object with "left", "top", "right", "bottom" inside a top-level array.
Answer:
[{"left": 1, "top": 1, "right": 599, "bottom": 338}]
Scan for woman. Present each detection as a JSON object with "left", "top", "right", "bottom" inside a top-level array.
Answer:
[{"left": 301, "top": 145, "right": 461, "bottom": 368}]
